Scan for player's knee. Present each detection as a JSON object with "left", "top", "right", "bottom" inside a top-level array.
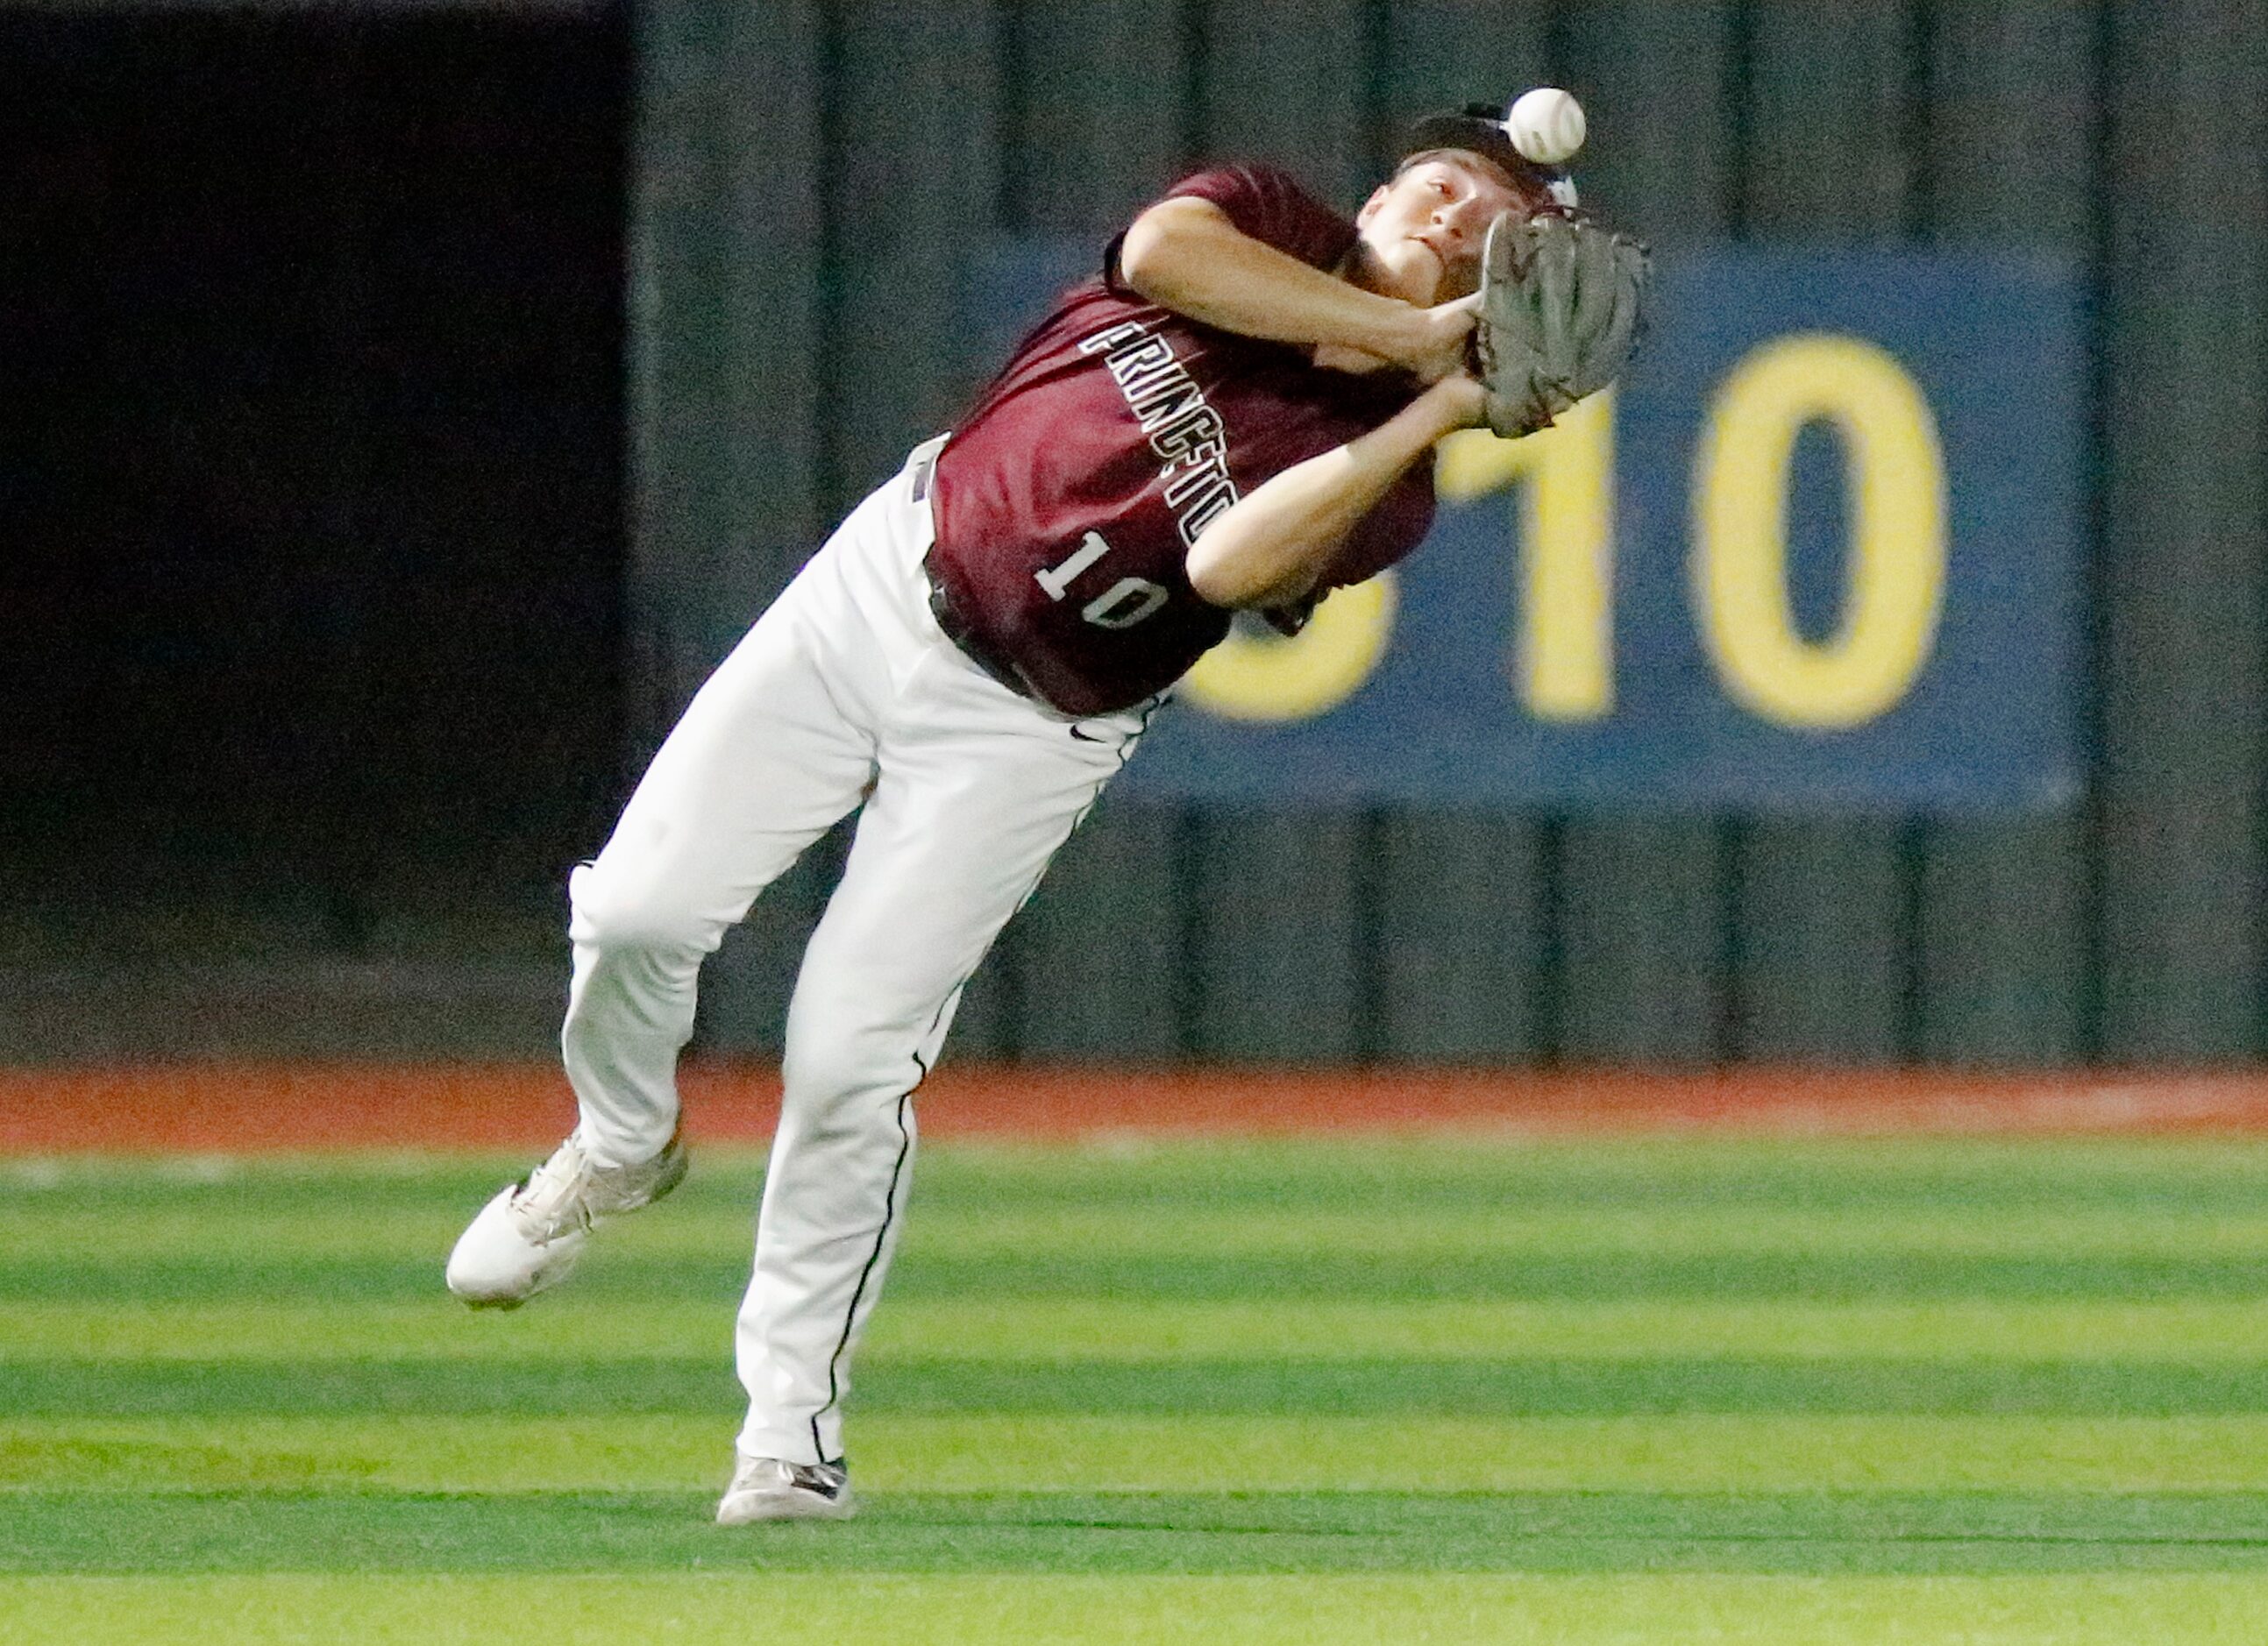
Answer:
[
  {"left": 779, "top": 1036, "right": 871, "bottom": 1108},
  {"left": 567, "top": 861, "right": 714, "bottom": 957},
  {"left": 780, "top": 1012, "right": 914, "bottom": 1106}
]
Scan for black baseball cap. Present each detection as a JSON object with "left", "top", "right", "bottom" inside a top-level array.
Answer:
[{"left": 1403, "top": 101, "right": 1580, "bottom": 213}]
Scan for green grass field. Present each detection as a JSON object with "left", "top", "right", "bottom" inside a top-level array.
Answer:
[{"left": 5, "top": 1134, "right": 2268, "bottom": 1642}]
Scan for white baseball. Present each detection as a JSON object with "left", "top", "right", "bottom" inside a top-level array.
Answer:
[{"left": 1504, "top": 87, "right": 1586, "bottom": 166}]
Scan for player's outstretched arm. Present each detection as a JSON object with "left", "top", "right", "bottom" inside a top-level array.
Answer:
[
  {"left": 1120, "top": 198, "right": 1475, "bottom": 382},
  {"left": 1186, "top": 374, "right": 1486, "bottom": 611}
]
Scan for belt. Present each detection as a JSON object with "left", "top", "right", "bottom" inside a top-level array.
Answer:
[{"left": 923, "top": 546, "right": 1037, "bottom": 703}]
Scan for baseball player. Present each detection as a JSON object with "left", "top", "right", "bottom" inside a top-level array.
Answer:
[{"left": 446, "top": 98, "right": 1639, "bottom": 1524}]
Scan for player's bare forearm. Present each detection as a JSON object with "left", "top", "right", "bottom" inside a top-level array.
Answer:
[
  {"left": 1185, "top": 375, "right": 1486, "bottom": 610},
  {"left": 1119, "top": 199, "right": 1472, "bottom": 380}
]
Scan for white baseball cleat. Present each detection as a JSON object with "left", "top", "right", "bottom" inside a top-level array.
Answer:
[
  {"left": 715, "top": 1456, "right": 856, "bottom": 1525},
  {"left": 444, "top": 1127, "right": 689, "bottom": 1308}
]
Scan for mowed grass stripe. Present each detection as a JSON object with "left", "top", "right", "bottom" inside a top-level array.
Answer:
[
  {"left": 15, "top": 1249, "right": 2268, "bottom": 1303},
  {"left": 5, "top": 1490, "right": 2268, "bottom": 1577},
  {"left": 906, "top": 1136, "right": 2268, "bottom": 1209},
  {"left": 14, "top": 1297, "right": 2268, "bottom": 1363},
  {"left": 11, "top": 1134, "right": 2268, "bottom": 1208},
  {"left": 20, "top": 1202, "right": 2268, "bottom": 1262},
  {"left": 7, "top": 1356, "right": 2268, "bottom": 1419},
  {"left": 8, "top": 1574, "right": 2268, "bottom": 1646},
  {"left": 10, "top": 1415, "right": 2268, "bottom": 1493}
]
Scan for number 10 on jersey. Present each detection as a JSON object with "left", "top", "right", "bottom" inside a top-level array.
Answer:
[{"left": 1034, "top": 531, "right": 1170, "bottom": 630}]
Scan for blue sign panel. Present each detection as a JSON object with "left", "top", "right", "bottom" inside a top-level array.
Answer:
[{"left": 972, "top": 242, "right": 2085, "bottom": 813}]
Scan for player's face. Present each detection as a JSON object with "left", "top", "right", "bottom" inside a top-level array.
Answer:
[{"left": 1353, "top": 156, "right": 1525, "bottom": 306}]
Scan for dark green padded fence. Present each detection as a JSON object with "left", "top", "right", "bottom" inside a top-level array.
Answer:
[{"left": 634, "top": 0, "right": 2268, "bottom": 1068}]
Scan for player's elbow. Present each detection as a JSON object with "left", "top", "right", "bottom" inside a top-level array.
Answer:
[
  {"left": 1117, "top": 217, "right": 1169, "bottom": 298},
  {"left": 1185, "top": 549, "right": 1245, "bottom": 609},
  {"left": 1117, "top": 200, "right": 1226, "bottom": 302},
  {"left": 1186, "top": 536, "right": 1312, "bottom": 612}
]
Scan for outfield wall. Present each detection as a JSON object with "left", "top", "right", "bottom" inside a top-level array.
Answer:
[{"left": 8, "top": 4, "right": 2267, "bottom": 1071}]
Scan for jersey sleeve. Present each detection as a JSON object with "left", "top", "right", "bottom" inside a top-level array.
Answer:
[{"left": 1105, "top": 164, "right": 1358, "bottom": 291}]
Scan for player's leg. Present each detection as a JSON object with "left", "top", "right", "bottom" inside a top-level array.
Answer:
[
  {"left": 722, "top": 670, "right": 1148, "bottom": 1512},
  {"left": 557, "top": 598, "right": 878, "bottom": 1172},
  {"left": 447, "top": 512, "right": 893, "bottom": 1307}
]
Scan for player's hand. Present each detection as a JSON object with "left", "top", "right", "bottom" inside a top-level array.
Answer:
[
  {"left": 1418, "top": 371, "right": 1489, "bottom": 434},
  {"left": 1387, "top": 293, "right": 1482, "bottom": 385}
]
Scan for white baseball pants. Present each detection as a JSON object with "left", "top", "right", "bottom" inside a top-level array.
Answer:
[{"left": 558, "top": 439, "right": 1153, "bottom": 1465}]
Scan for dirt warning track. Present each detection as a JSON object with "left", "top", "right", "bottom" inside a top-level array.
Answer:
[{"left": 4, "top": 1064, "right": 2268, "bottom": 1153}]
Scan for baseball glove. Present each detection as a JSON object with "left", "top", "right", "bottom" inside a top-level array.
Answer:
[{"left": 1473, "top": 210, "right": 1651, "bottom": 437}]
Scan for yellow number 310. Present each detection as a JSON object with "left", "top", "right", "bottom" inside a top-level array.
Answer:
[{"left": 1185, "top": 333, "right": 1947, "bottom": 732}]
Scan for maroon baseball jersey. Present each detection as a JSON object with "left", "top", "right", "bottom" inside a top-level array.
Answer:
[{"left": 926, "top": 165, "right": 1437, "bottom": 717}]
